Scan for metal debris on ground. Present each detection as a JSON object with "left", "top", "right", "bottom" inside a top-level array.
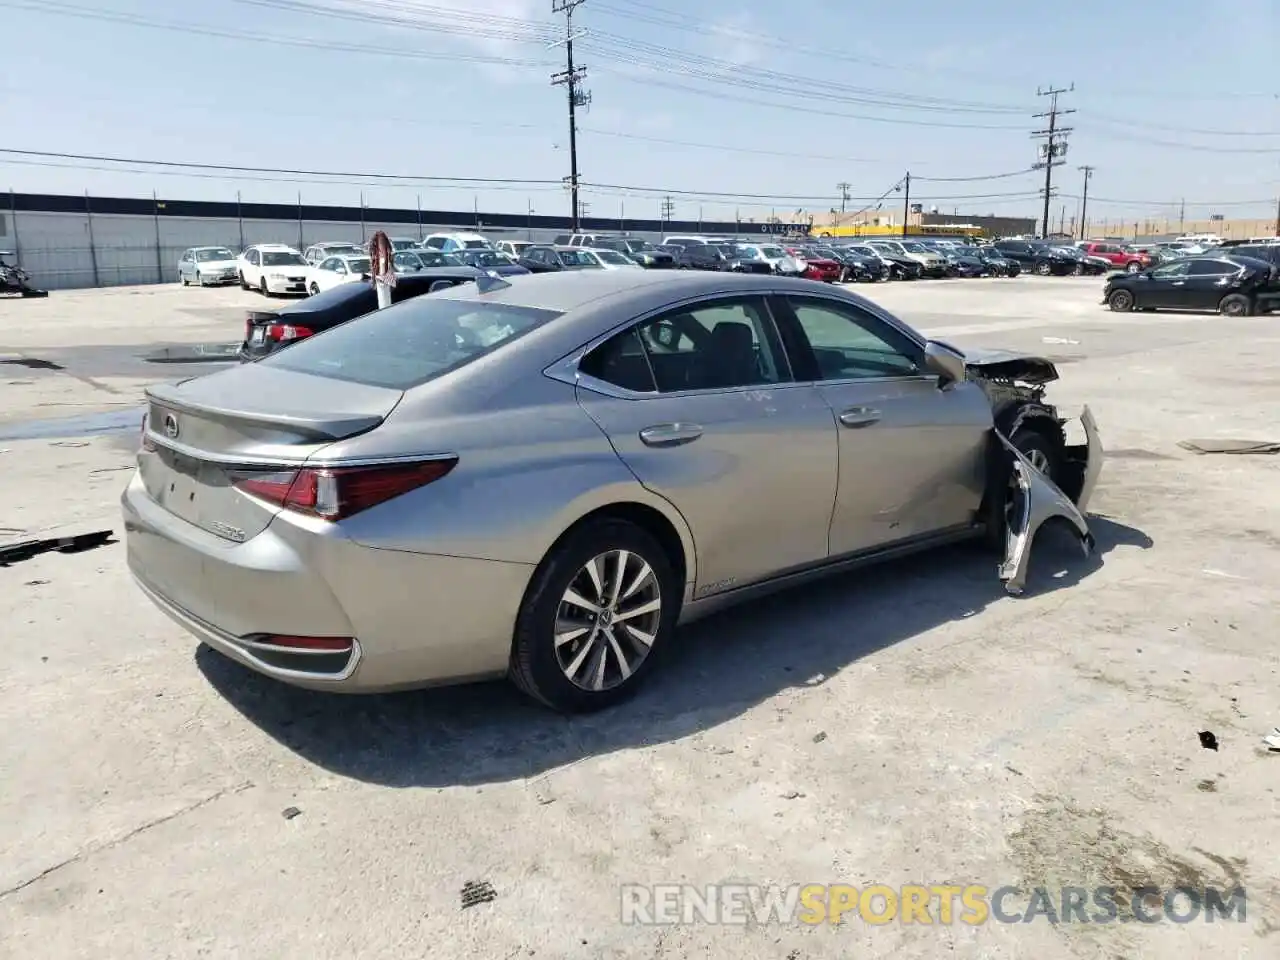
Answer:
[
  {"left": 461, "top": 880, "right": 497, "bottom": 909},
  {"left": 1263, "top": 728, "right": 1280, "bottom": 752},
  {"left": 811, "top": 732, "right": 827, "bottom": 744},
  {"left": 0, "top": 529, "right": 115, "bottom": 566},
  {"left": 1178, "top": 439, "right": 1280, "bottom": 456},
  {"left": 1198, "top": 731, "right": 1219, "bottom": 751},
  {"left": 281, "top": 806, "right": 302, "bottom": 820},
  {"left": 780, "top": 790, "right": 805, "bottom": 800},
  {"left": 1041, "top": 337, "right": 1080, "bottom": 345}
]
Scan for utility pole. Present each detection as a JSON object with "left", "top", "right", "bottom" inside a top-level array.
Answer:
[
  {"left": 900, "top": 172, "right": 911, "bottom": 237},
  {"left": 1179, "top": 197, "right": 1186, "bottom": 235},
  {"left": 551, "top": 0, "right": 590, "bottom": 234},
  {"left": 1032, "top": 84, "right": 1074, "bottom": 239},
  {"left": 1273, "top": 195, "right": 1279, "bottom": 237},
  {"left": 837, "top": 181, "right": 851, "bottom": 218},
  {"left": 1077, "top": 165, "right": 1093, "bottom": 240},
  {"left": 660, "top": 195, "right": 675, "bottom": 229}
]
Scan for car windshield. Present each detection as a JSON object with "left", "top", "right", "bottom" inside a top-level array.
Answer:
[
  {"left": 901, "top": 242, "right": 928, "bottom": 253},
  {"left": 593, "top": 249, "right": 632, "bottom": 265},
  {"left": 262, "top": 252, "right": 306, "bottom": 266},
  {"left": 415, "top": 250, "right": 465, "bottom": 267},
  {"left": 736, "top": 246, "right": 761, "bottom": 258},
  {"left": 391, "top": 240, "right": 417, "bottom": 250},
  {"left": 623, "top": 240, "right": 655, "bottom": 252},
  {"left": 758, "top": 246, "right": 785, "bottom": 258},
  {"left": 463, "top": 240, "right": 490, "bottom": 249},
  {"left": 708, "top": 245, "right": 735, "bottom": 258},
  {"left": 558, "top": 250, "right": 596, "bottom": 266},
  {"left": 462, "top": 250, "right": 512, "bottom": 267},
  {"left": 262, "top": 298, "right": 563, "bottom": 390},
  {"left": 346, "top": 257, "right": 372, "bottom": 273},
  {"left": 196, "top": 248, "right": 235, "bottom": 262}
]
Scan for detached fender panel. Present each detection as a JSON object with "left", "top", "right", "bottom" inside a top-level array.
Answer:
[{"left": 996, "top": 406, "right": 1102, "bottom": 596}]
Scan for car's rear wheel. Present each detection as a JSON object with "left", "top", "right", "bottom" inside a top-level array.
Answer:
[
  {"left": 1073, "top": 263, "right": 1084, "bottom": 276},
  {"left": 259, "top": 277, "right": 269, "bottom": 296},
  {"left": 180, "top": 272, "right": 189, "bottom": 287},
  {"left": 1034, "top": 260, "right": 1053, "bottom": 276},
  {"left": 1107, "top": 289, "right": 1135, "bottom": 312},
  {"left": 510, "top": 518, "right": 677, "bottom": 713},
  {"left": 1219, "top": 293, "right": 1253, "bottom": 317},
  {"left": 1126, "top": 261, "right": 1143, "bottom": 273},
  {"left": 239, "top": 272, "right": 248, "bottom": 290}
]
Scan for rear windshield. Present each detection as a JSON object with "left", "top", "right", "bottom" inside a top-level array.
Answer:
[{"left": 261, "top": 297, "right": 563, "bottom": 389}]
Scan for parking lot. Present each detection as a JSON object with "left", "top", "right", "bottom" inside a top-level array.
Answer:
[{"left": 2, "top": 277, "right": 1278, "bottom": 958}]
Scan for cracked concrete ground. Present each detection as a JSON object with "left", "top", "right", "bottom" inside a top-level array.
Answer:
[{"left": 1, "top": 278, "right": 1278, "bottom": 959}]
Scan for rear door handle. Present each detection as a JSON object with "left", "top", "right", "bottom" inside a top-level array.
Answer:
[
  {"left": 838, "top": 407, "right": 881, "bottom": 428},
  {"left": 639, "top": 423, "right": 704, "bottom": 447}
]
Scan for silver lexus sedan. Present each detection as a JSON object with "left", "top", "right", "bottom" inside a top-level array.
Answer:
[{"left": 123, "top": 270, "right": 1101, "bottom": 713}]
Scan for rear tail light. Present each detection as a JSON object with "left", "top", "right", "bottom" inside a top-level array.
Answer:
[
  {"left": 140, "top": 413, "right": 155, "bottom": 452},
  {"left": 233, "top": 458, "right": 458, "bottom": 521},
  {"left": 265, "top": 323, "right": 314, "bottom": 343}
]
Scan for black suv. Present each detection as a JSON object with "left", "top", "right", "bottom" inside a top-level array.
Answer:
[
  {"left": 992, "top": 239, "right": 1078, "bottom": 276},
  {"left": 592, "top": 237, "right": 676, "bottom": 269}
]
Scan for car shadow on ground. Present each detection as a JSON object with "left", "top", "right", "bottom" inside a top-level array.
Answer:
[{"left": 197, "top": 516, "right": 1151, "bottom": 788}]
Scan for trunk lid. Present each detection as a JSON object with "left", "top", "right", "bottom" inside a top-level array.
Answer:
[{"left": 140, "top": 365, "right": 403, "bottom": 541}]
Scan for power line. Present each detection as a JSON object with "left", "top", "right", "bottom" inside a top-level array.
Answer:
[
  {"left": 0, "top": 0, "right": 553, "bottom": 67},
  {"left": 1032, "top": 84, "right": 1075, "bottom": 238},
  {"left": 592, "top": 0, "right": 1279, "bottom": 103}
]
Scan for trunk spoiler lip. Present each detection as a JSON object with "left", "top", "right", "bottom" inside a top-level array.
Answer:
[{"left": 144, "top": 382, "right": 397, "bottom": 442}]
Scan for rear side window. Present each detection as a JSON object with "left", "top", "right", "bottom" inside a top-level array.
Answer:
[{"left": 262, "top": 297, "right": 562, "bottom": 389}]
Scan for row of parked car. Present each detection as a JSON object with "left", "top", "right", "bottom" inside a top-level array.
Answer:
[{"left": 1098, "top": 237, "right": 1280, "bottom": 317}]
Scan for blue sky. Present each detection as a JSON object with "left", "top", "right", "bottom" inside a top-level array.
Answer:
[{"left": 4, "top": 0, "right": 1278, "bottom": 225}]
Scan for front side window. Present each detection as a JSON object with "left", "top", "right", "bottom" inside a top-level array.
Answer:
[
  {"left": 424, "top": 237, "right": 446, "bottom": 249},
  {"left": 785, "top": 298, "right": 922, "bottom": 381},
  {"left": 319, "top": 258, "right": 339, "bottom": 272},
  {"left": 1152, "top": 261, "right": 1190, "bottom": 279},
  {"left": 580, "top": 298, "right": 786, "bottom": 394}
]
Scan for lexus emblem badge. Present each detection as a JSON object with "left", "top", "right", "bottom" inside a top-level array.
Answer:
[{"left": 163, "top": 413, "right": 180, "bottom": 439}]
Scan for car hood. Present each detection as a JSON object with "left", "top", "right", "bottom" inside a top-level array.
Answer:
[
  {"left": 959, "top": 346, "right": 1060, "bottom": 385},
  {"left": 198, "top": 259, "right": 238, "bottom": 270}
]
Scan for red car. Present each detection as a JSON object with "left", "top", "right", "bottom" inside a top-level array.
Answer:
[
  {"left": 1079, "top": 241, "right": 1151, "bottom": 273},
  {"left": 786, "top": 247, "right": 841, "bottom": 282}
]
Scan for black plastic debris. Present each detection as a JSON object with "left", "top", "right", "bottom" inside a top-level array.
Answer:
[
  {"left": 461, "top": 880, "right": 496, "bottom": 909},
  {"left": 0, "top": 357, "right": 64, "bottom": 371},
  {"left": 1198, "top": 731, "right": 1219, "bottom": 751},
  {"left": 0, "top": 530, "right": 114, "bottom": 567},
  {"left": 281, "top": 806, "right": 302, "bottom": 820}
]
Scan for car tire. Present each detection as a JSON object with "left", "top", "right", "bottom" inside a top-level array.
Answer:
[
  {"left": 239, "top": 272, "right": 248, "bottom": 290},
  {"left": 195, "top": 271, "right": 204, "bottom": 287},
  {"left": 1073, "top": 263, "right": 1084, "bottom": 276},
  {"left": 510, "top": 518, "right": 678, "bottom": 714},
  {"left": 1108, "top": 289, "right": 1135, "bottom": 312},
  {"left": 1034, "top": 260, "right": 1053, "bottom": 276},
  {"left": 1219, "top": 293, "right": 1253, "bottom": 317},
  {"left": 1126, "top": 261, "right": 1143, "bottom": 273},
  {"left": 308, "top": 282, "right": 320, "bottom": 296},
  {"left": 259, "top": 277, "right": 270, "bottom": 297},
  {"left": 180, "top": 273, "right": 189, "bottom": 287}
]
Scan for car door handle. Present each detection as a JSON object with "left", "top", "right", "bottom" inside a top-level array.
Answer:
[
  {"left": 839, "top": 407, "right": 881, "bottom": 428},
  {"left": 639, "top": 423, "right": 704, "bottom": 447}
]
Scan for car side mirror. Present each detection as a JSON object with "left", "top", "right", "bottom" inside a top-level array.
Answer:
[{"left": 925, "top": 340, "right": 966, "bottom": 388}]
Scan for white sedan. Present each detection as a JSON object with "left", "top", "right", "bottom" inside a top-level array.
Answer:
[
  {"left": 581, "top": 248, "right": 642, "bottom": 270},
  {"left": 307, "top": 254, "right": 373, "bottom": 295}
]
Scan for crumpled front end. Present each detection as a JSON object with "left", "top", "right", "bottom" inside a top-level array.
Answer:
[{"left": 998, "top": 406, "right": 1103, "bottom": 595}]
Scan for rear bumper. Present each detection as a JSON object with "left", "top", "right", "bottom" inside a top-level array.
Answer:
[{"left": 122, "top": 473, "right": 530, "bottom": 692}]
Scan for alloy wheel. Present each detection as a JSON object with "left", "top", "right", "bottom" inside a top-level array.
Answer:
[{"left": 554, "top": 549, "right": 661, "bottom": 692}]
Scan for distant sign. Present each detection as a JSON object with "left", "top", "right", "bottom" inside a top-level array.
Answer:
[
  {"left": 759, "top": 222, "right": 809, "bottom": 234},
  {"left": 1209, "top": 214, "right": 1224, "bottom": 221}
]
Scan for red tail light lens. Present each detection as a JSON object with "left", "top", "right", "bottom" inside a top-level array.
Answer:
[
  {"left": 249, "top": 634, "right": 354, "bottom": 652},
  {"left": 265, "top": 323, "right": 314, "bottom": 343},
  {"left": 233, "top": 458, "right": 458, "bottom": 521}
]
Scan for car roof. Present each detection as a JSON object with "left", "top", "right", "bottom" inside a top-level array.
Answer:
[{"left": 429, "top": 266, "right": 796, "bottom": 313}]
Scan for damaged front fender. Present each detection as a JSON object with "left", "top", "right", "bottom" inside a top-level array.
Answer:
[{"left": 998, "top": 405, "right": 1103, "bottom": 595}]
